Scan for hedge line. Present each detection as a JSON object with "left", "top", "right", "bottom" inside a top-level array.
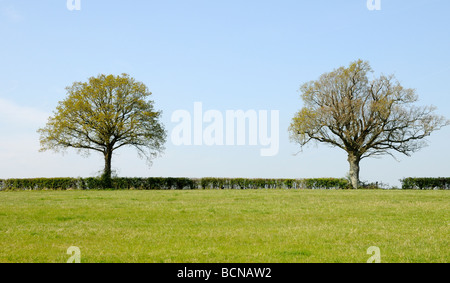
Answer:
[
  {"left": 0, "top": 177, "right": 196, "bottom": 191},
  {"left": 401, "top": 178, "right": 450, "bottom": 190},
  {"left": 3, "top": 177, "right": 449, "bottom": 190},
  {"left": 0, "top": 177, "right": 350, "bottom": 191},
  {"left": 198, "top": 177, "right": 349, "bottom": 190}
]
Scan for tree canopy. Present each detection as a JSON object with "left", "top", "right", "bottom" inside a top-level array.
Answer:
[
  {"left": 289, "top": 60, "right": 449, "bottom": 188},
  {"left": 38, "top": 73, "right": 166, "bottom": 186}
]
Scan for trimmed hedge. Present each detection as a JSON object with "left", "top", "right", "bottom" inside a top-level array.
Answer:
[
  {"left": 0, "top": 177, "right": 196, "bottom": 191},
  {"left": 197, "top": 177, "right": 349, "bottom": 190},
  {"left": 401, "top": 178, "right": 450, "bottom": 190},
  {"left": 0, "top": 177, "right": 350, "bottom": 191},
  {"left": 111, "top": 177, "right": 196, "bottom": 190},
  {"left": 0, "top": 178, "right": 82, "bottom": 190}
]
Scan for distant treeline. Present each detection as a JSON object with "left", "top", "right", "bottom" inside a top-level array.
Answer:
[{"left": 0, "top": 177, "right": 449, "bottom": 191}]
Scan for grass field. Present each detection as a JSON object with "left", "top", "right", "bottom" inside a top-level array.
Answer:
[{"left": 0, "top": 189, "right": 448, "bottom": 263}]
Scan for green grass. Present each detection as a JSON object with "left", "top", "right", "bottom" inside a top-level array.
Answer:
[{"left": 0, "top": 189, "right": 448, "bottom": 263}]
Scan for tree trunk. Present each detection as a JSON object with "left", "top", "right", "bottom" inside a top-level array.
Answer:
[
  {"left": 348, "top": 153, "right": 361, "bottom": 189},
  {"left": 102, "top": 149, "right": 113, "bottom": 188}
]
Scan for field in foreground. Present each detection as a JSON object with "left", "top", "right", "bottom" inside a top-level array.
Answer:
[{"left": 0, "top": 189, "right": 448, "bottom": 263}]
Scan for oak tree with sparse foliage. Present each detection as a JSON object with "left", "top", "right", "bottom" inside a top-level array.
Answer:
[
  {"left": 38, "top": 74, "right": 166, "bottom": 187},
  {"left": 289, "top": 60, "right": 449, "bottom": 189}
]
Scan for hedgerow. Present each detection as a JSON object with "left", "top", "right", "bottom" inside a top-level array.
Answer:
[
  {"left": 0, "top": 178, "right": 81, "bottom": 190},
  {"left": 3, "top": 177, "right": 447, "bottom": 190},
  {"left": 0, "top": 177, "right": 350, "bottom": 190},
  {"left": 401, "top": 178, "right": 450, "bottom": 190}
]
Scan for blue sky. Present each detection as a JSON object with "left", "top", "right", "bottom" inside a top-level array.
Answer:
[{"left": 1, "top": 0, "right": 449, "bottom": 187}]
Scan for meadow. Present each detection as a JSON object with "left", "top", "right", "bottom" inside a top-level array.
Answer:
[{"left": 0, "top": 189, "right": 448, "bottom": 263}]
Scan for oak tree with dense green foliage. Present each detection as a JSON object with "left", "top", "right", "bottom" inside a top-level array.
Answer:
[
  {"left": 289, "top": 60, "right": 449, "bottom": 189},
  {"left": 38, "top": 74, "right": 166, "bottom": 187}
]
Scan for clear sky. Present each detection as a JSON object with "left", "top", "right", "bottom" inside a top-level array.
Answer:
[{"left": 1, "top": 0, "right": 449, "bottom": 187}]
